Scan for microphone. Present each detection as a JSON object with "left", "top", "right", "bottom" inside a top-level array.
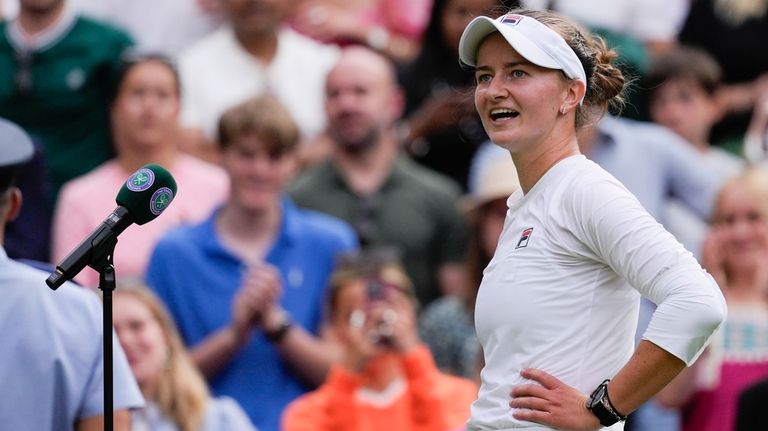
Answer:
[{"left": 46, "top": 164, "right": 177, "bottom": 290}]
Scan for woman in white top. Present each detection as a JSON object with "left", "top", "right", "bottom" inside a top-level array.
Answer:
[
  {"left": 457, "top": 8, "right": 728, "bottom": 430},
  {"left": 113, "top": 282, "right": 257, "bottom": 431}
]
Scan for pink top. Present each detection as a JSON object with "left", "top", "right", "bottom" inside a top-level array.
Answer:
[
  {"left": 365, "top": 0, "right": 432, "bottom": 39},
  {"left": 683, "top": 305, "right": 768, "bottom": 431},
  {"left": 290, "top": 0, "right": 431, "bottom": 42},
  {"left": 52, "top": 155, "right": 229, "bottom": 288}
]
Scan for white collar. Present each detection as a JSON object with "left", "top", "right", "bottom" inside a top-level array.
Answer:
[
  {"left": 7, "top": 3, "right": 77, "bottom": 53},
  {"left": 355, "top": 377, "right": 407, "bottom": 408}
]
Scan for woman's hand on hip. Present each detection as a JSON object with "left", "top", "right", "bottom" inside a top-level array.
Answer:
[{"left": 510, "top": 368, "right": 600, "bottom": 431}]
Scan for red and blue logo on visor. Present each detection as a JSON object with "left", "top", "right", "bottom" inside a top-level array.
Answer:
[{"left": 500, "top": 14, "right": 524, "bottom": 26}]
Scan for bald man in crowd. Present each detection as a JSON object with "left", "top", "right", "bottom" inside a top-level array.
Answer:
[{"left": 289, "top": 47, "right": 468, "bottom": 308}]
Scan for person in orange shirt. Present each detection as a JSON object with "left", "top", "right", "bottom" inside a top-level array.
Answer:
[{"left": 281, "top": 249, "right": 477, "bottom": 431}]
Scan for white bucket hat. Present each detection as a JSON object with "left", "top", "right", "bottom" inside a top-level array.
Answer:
[{"left": 458, "top": 13, "right": 587, "bottom": 90}]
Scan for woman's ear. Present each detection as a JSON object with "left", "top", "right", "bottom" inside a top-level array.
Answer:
[{"left": 561, "top": 79, "right": 586, "bottom": 114}]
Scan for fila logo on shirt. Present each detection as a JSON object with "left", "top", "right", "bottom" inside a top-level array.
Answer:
[{"left": 515, "top": 227, "right": 534, "bottom": 249}]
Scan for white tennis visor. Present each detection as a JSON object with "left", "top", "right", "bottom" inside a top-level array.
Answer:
[{"left": 458, "top": 13, "right": 587, "bottom": 87}]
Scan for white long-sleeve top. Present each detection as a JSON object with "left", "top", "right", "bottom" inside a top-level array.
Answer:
[{"left": 469, "top": 155, "right": 726, "bottom": 430}]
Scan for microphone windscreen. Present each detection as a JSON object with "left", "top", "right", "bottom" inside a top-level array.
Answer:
[{"left": 116, "top": 164, "right": 178, "bottom": 225}]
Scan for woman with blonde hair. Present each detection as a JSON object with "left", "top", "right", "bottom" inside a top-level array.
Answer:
[
  {"left": 112, "top": 282, "right": 257, "bottom": 431},
  {"left": 658, "top": 167, "right": 768, "bottom": 431}
]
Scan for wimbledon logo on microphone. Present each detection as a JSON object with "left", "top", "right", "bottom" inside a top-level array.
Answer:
[
  {"left": 150, "top": 187, "right": 174, "bottom": 216},
  {"left": 126, "top": 168, "right": 155, "bottom": 191}
]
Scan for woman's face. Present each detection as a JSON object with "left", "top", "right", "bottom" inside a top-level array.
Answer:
[
  {"left": 712, "top": 183, "right": 768, "bottom": 270},
  {"left": 473, "top": 33, "right": 571, "bottom": 154},
  {"left": 113, "top": 294, "right": 168, "bottom": 392},
  {"left": 441, "top": 0, "right": 498, "bottom": 53},
  {"left": 111, "top": 60, "right": 180, "bottom": 151}
]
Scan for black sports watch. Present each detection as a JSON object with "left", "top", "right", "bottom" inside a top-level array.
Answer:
[
  {"left": 586, "top": 379, "right": 627, "bottom": 427},
  {"left": 264, "top": 311, "right": 294, "bottom": 344}
]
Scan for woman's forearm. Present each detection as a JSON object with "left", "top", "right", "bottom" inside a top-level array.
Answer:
[{"left": 606, "top": 340, "right": 686, "bottom": 416}]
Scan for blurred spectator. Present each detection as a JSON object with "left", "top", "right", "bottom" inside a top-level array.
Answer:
[
  {"left": 399, "top": 0, "right": 515, "bottom": 189},
  {"left": 0, "top": 0, "right": 133, "bottom": 203},
  {"left": 679, "top": 0, "right": 768, "bottom": 149},
  {"left": 736, "top": 377, "right": 768, "bottom": 431},
  {"left": 113, "top": 281, "right": 257, "bottom": 431},
  {"left": 522, "top": 0, "right": 688, "bottom": 55},
  {"left": 420, "top": 153, "right": 519, "bottom": 381},
  {"left": 646, "top": 46, "right": 744, "bottom": 257},
  {"left": 281, "top": 250, "right": 477, "bottom": 431},
  {"left": 290, "top": 0, "right": 431, "bottom": 64},
  {"left": 146, "top": 95, "right": 358, "bottom": 431},
  {"left": 0, "top": 117, "right": 144, "bottom": 431},
  {"left": 52, "top": 53, "right": 228, "bottom": 288},
  {"left": 657, "top": 167, "right": 768, "bottom": 431},
  {"left": 178, "top": 0, "right": 339, "bottom": 161},
  {"left": 520, "top": 0, "right": 689, "bottom": 121},
  {"left": 744, "top": 92, "right": 768, "bottom": 167},
  {"left": 74, "top": 0, "right": 224, "bottom": 55},
  {"left": 288, "top": 47, "right": 468, "bottom": 307},
  {"left": 4, "top": 136, "right": 51, "bottom": 262}
]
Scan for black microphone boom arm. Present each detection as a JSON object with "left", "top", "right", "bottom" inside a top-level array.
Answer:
[{"left": 46, "top": 206, "right": 134, "bottom": 290}]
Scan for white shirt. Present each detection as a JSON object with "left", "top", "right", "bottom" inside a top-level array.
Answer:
[
  {"left": 73, "top": 0, "right": 222, "bottom": 55},
  {"left": 178, "top": 25, "right": 339, "bottom": 141},
  {"left": 132, "top": 397, "right": 256, "bottom": 431},
  {"left": 469, "top": 155, "right": 726, "bottom": 430}
]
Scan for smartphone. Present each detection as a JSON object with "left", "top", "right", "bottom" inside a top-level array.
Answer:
[{"left": 366, "top": 279, "right": 387, "bottom": 302}]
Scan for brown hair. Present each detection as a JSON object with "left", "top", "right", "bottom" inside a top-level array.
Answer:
[
  {"left": 110, "top": 52, "right": 180, "bottom": 105},
  {"left": 646, "top": 46, "right": 722, "bottom": 96},
  {"left": 114, "top": 282, "right": 210, "bottom": 431},
  {"left": 327, "top": 249, "right": 417, "bottom": 317},
  {"left": 507, "top": 8, "right": 626, "bottom": 128},
  {"left": 217, "top": 94, "right": 300, "bottom": 155}
]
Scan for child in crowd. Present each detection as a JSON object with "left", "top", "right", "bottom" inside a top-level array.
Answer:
[
  {"left": 646, "top": 46, "right": 743, "bottom": 256},
  {"left": 282, "top": 250, "right": 477, "bottom": 431}
]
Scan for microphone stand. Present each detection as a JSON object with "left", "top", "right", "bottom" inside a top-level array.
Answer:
[{"left": 92, "top": 243, "right": 118, "bottom": 431}]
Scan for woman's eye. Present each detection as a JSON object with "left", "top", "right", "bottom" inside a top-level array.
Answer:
[{"left": 476, "top": 73, "right": 492, "bottom": 84}]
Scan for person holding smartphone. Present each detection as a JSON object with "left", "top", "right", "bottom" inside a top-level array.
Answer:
[{"left": 281, "top": 250, "right": 478, "bottom": 431}]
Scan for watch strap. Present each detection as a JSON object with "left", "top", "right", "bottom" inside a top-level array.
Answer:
[
  {"left": 264, "top": 315, "right": 293, "bottom": 344},
  {"left": 587, "top": 379, "right": 627, "bottom": 427}
]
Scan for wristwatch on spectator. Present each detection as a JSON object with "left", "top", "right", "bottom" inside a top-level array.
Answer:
[
  {"left": 586, "top": 379, "right": 627, "bottom": 427},
  {"left": 264, "top": 310, "right": 294, "bottom": 344}
]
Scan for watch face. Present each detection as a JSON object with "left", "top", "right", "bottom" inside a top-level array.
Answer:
[
  {"left": 588, "top": 385, "right": 606, "bottom": 409},
  {"left": 587, "top": 382, "right": 621, "bottom": 427}
]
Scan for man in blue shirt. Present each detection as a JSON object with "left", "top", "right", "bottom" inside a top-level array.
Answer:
[
  {"left": 0, "top": 117, "right": 144, "bottom": 430},
  {"left": 146, "top": 95, "right": 357, "bottom": 431}
]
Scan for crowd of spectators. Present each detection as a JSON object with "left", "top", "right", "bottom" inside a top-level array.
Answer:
[{"left": 2, "top": 0, "right": 768, "bottom": 430}]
